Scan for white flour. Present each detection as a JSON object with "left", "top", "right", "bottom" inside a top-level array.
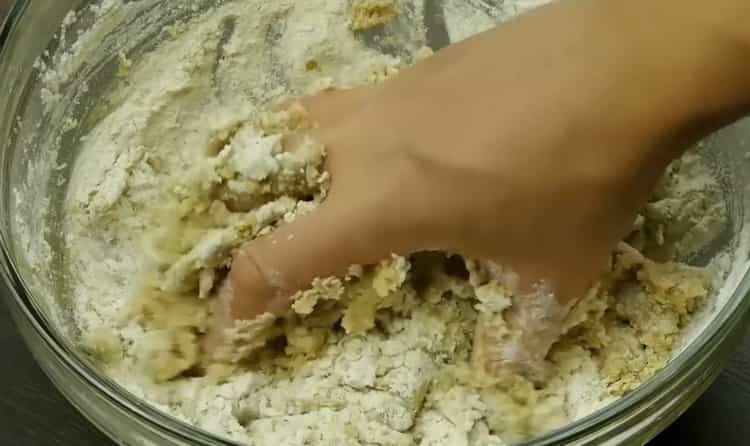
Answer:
[{"left": 14, "top": 1, "right": 740, "bottom": 445}]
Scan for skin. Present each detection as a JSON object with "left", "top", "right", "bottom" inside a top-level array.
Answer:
[{"left": 217, "top": 0, "right": 750, "bottom": 340}]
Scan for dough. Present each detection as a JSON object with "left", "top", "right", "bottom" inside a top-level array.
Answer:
[
  {"left": 351, "top": 0, "right": 399, "bottom": 30},
  {"left": 60, "top": 1, "right": 726, "bottom": 444}
]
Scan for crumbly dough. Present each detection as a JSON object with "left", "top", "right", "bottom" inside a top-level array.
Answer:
[
  {"left": 61, "top": 1, "right": 726, "bottom": 445},
  {"left": 351, "top": 0, "right": 399, "bottom": 30}
]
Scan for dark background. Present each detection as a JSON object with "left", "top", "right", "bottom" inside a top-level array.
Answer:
[{"left": 2, "top": 2, "right": 750, "bottom": 445}]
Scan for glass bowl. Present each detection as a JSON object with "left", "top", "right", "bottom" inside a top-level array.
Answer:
[{"left": 1, "top": 1, "right": 750, "bottom": 445}]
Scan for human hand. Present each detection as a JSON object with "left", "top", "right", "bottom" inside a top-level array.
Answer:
[{"left": 221, "top": 0, "right": 750, "bottom": 338}]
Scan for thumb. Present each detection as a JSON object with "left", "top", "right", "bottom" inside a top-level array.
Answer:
[{"left": 226, "top": 199, "right": 399, "bottom": 321}]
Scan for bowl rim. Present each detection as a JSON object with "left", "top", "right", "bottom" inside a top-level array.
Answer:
[{"left": 1, "top": 1, "right": 750, "bottom": 445}]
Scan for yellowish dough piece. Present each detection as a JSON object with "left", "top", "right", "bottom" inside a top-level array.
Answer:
[
  {"left": 80, "top": 328, "right": 122, "bottom": 365},
  {"left": 138, "top": 328, "right": 201, "bottom": 383},
  {"left": 351, "top": 0, "right": 398, "bottom": 30},
  {"left": 216, "top": 313, "right": 281, "bottom": 363},
  {"left": 291, "top": 277, "right": 346, "bottom": 315}
]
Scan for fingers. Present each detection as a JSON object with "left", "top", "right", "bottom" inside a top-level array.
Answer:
[
  {"left": 272, "top": 86, "right": 375, "bottom": 134},
  {"left": 301, "top": 86, "right": 377, "bottom": 130},
  {"left": 202, "top": 280, "right": 236, "bottom": 356},
  {"left": 276, "top": 87, "right": 377, "bottom": 165},
  {"left": 226, "top": 198, "right": 398, "bottom": 321},
  {"left": 224, "top": 85, "right": 389, "bottom": 322}
]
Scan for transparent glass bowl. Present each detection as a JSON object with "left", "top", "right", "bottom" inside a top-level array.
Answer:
[{"left": 2, "top": 1, "right": 750, "bottom": 445}]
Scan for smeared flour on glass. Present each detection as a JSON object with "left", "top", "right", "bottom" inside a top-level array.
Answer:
[{"left": 48, "top": 0, "right": 729, "bottom": 444}]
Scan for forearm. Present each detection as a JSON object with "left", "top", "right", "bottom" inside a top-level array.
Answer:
[
  {"left": 376, "top": 0, "right": 750, "bottom": 177},
  {"left": 611, "top": 0, "right": 750, "bottom": 157}
]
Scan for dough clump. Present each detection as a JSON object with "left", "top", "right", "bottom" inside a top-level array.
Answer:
[{"left": 351, "top": 0, "right": 399, "bottom": 30}]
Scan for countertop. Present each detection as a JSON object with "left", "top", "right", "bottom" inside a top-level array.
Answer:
[{"left": 2, "top": 3, "right": 750, "bottom": 446}]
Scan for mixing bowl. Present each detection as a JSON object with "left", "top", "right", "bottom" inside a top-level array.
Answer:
[{"left": 2, "top": 1, "right": 750, "bottom": 445}]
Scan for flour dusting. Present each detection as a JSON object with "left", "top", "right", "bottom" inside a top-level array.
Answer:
[{"left": 13, "top": 1, "right": 740, "bottom": 445}]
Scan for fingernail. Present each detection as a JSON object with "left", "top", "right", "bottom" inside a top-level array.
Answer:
[{"left": 228, "top": 249, "right": 291, "bottom": 319}]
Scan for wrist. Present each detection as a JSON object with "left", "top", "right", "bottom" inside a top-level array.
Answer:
[
  {"left": 682, "top": 0, "right": 750, "bottom": 57},
  {"left": 620, "top": 0, "right": 750, "bottom": 115},
  {"left": 676, "top": 0, "right": 750, "bottom": 101},
  {"left": 601, "top": 0, "right": 750, "bottom": 167}
]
